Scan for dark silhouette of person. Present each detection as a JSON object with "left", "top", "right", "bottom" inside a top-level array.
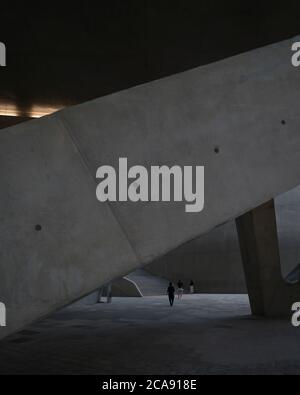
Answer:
[{"left": 167, "top": 282, "right": 175, "bottom": 306}]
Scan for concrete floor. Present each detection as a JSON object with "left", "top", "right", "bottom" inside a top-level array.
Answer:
[{"left": 0, "top": 295, "right": 300, "bottom": 375}]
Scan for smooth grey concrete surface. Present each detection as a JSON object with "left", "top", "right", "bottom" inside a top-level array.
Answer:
[
  {"left": 236, "top": 200, "right": 300, "bottom": 317},
  {"left": 146, "top": 185, "right": 300, "bottom": 295},
  {"left": 60, "top": 35, "right": 300, "bottom": 264},
  {"left": 1, "top": 36, "right": 300, "bottom": 338},
  {"left": 146, "top": 221, "right": 246, "bottom": 293},
  {"left": 1, "top": 295, "right": 300, "bottom": 375},
  {"left": 0, "top": 117, "right": 139, "bottom": 338}
]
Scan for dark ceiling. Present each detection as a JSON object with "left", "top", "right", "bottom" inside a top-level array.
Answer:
[{"left": 0, "top": 1, "right": 299, "bottom": 115}]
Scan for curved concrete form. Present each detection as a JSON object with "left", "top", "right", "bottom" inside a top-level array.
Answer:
[
  {"left": 113, "top": 277, "right": 143, "bottom": 298},
  {"left": 74, "top": 277, "right": 142, "bottom": 304},
  {"left": 1, "top": 36, "right": 300, "bottom": 338}
]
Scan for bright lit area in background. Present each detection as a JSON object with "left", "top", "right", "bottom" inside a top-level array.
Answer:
[{"left": 0, "top": 103, "right": 62, "bottom": 118}]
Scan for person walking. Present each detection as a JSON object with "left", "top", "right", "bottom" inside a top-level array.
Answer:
[
  {"left": 106, "top": 283, "right": 112, "bottom": 304},
  {"left": 177, "top": 280, "right": 184, "bottom": 299},
  {"left": 167, "top": 282, "right": 175, "bottom": 306},
  {"left": 190, "top": 280, "right": 195, "bottom": 294}
]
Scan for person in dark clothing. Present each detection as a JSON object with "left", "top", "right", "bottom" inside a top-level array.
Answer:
[{"left": 167, "top": 283, "right": 175, "bottom": 306}]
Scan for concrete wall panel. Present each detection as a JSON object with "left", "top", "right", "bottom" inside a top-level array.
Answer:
[
  {"left": 60, "top": 36, "right": 300, "bottom": 263},
  {"left": 0, "top": 116, "right": 138, "bottom": 338},
  {"left": 146, "top": 221, "right": 246, "bottom": 294}
]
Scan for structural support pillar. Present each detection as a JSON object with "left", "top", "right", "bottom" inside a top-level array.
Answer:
[{"left": 236, "top": 200, "right": 300, "bottom": 317}]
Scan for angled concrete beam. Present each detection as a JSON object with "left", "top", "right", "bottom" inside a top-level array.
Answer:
[{"left": 1, "top": 36, "right": 300, "bottom": 338}]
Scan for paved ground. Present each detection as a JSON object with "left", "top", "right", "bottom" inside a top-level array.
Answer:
[{"left": 0, "top": 295, "right": 300, "bottom": 375}]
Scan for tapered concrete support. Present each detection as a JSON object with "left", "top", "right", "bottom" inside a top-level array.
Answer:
[{"left": 236, "top": 200, "right": 300, "bottom": 317}]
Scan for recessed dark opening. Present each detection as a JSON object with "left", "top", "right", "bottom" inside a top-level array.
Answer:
[
  {"left": 35, "top": 225, "right": 42, "bottom": 231},
  {"left": 214, "top": 147, "right": 220, "bottom": 154},
  {"left": 281, "top": 120, "right": 286, "bottom": 125}
]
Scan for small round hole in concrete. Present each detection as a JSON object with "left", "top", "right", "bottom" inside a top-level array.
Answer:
[
  {"left": 35, "top": 225, "right": 42, "bottom": 231},
  {"left": 281, "top": 120, "right": 286, "bottom": 125},
  {"left": 214, "top": 147, "right": 220, "bottom": 154}
]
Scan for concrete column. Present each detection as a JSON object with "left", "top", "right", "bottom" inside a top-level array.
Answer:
[{"left": 236, "top": 200, "right": 300, "bottom": 317}]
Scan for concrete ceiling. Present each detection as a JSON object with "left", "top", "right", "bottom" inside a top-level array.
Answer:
[{"left": 0, "top": 1, "right": 299, "bottom": 116}]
